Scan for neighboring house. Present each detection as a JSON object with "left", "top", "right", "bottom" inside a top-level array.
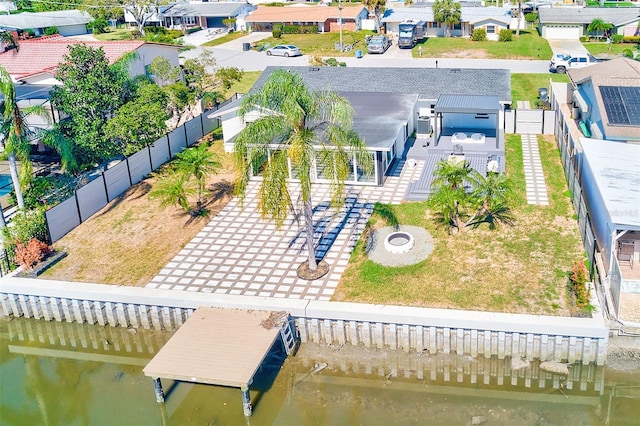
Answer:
[
  {"left": 573, "top": 138, "right": 640, "bottom": 322},
  {"left": 124, "top": 5, "right": 173, "bottom": 29},
  {"left": 246, "top": 6, "right": 369, "bottom": 33},
  {"left": 568, "top": 58, "right": 640, "bottom": 142},
  {"left": 381, "top": 6, "right": 522, "bottom": 40},
  {"left": 0, "top": 10, "right": 93, "bottom": 37},
  {"left": 161, "top": 2, "right": 256, "bottom": 31},
  {"left": 538, "top": 7, "right": 640, "bottom": 40},
  {"left": 0, "top": 35, "right": 182, "bottom": 85},
  {"left": 209, "top": 66, "right": 511, "bottom": 193}
]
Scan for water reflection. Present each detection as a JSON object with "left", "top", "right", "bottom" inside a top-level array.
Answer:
[{"left": 1, "top": 317, "right": 639, "bottom": 425}]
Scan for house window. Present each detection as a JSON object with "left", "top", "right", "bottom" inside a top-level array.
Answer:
[
  {"left": 356, "top": 152, "right": 376, "bottom": 183},
  {"left": 183, "top": 16, "right": 196, "bottom": 26},
  {"left": 453, "top": 23, "right": 462, "bottom": 30},
  {"left": 486, "top": 25, "right": 495, "bottom": 34}
]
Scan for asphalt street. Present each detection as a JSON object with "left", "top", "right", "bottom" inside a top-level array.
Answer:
[{"left": 179, "top": 32, "right": 553, "bottom": 73}]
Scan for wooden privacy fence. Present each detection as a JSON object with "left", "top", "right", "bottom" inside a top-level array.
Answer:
[{"left": 45, "top": 104, "right": 229, "bottom": 243}]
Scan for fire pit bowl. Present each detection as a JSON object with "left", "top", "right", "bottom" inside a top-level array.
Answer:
[{"left": 384, "top": 231, "right": 415, "bottom": 254}]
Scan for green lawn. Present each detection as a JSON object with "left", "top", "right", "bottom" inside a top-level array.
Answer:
[
  {"left": 411, "top": 30, "right": 553, "bottom": 59},
  {"left": 584, "top": 41, "right": 637, "bottom": 57},
  {"left": 254, "top": 31, "right": 376, "bottom": 57},
  {"left": 92, "top": 28, "right": 135, "bottom": 41},
  {"left": 202, "top": 31, "right": 248, "bottom": 47},
  {"left": 511, "top": 73, "right": 569, "bottom": 107},
  {"left": 337, "top": 133, "right": 584, "bottom": 315}
]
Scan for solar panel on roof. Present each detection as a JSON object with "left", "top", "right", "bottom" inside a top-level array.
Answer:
[{"left": 599, "top": 86, "right": 640, "bottom": 126}]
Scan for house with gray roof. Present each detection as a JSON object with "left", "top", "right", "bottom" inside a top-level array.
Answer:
[
  {"left": 161, "top": 2, "right": 256, "bottom": 31},
  {"left": 568, "top": 58, "right": 640, "bottom": 142},
  {"left": 381, "top": 5, "right": 522, "bottom": 40},
  {"left": 538, "top": 7, "right": 640, "bottom": 40},
  {"left": 573, "top": 138, "right": 640, "bottom": 322},
  {"left": 0, "top": 10, "right": 92, "bottom": 37},
  {"left": 210, "top": 66, "right": 511, "bottom": 196}
]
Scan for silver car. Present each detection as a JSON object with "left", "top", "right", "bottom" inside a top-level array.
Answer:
[
  {"left": 367, "top": 36, "right": 391, "bottom": 54},
  {"left": 266, "top": 45, "right": 302, "bottom": 57}
]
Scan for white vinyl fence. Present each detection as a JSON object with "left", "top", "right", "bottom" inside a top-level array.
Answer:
[{"left": 45, "top": 101, "right": 230, "bottom": 242}]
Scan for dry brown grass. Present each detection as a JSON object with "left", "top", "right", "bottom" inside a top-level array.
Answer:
[{"left": 40, "top": 136, "right": 235, "bottom": 286}]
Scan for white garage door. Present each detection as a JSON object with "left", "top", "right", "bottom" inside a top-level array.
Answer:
[{"left": 544, "top": 25, "right": 581, "bottom": 40}]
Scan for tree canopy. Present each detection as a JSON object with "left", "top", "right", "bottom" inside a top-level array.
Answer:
[
  {"left": 432, "top": 0, "right": 462, "bottom": 37},
  {"left": 587, "top": 18, "right": 613, "bottom": 40},
  {"left": 51, "top": 44, "right": 129, "bottom": 166}
]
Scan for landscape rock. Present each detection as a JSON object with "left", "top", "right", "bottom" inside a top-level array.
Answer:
[{"left": 539, "top": 361, "right": 569, "bottom": 375}]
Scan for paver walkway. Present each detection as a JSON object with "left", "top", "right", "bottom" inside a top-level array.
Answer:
[
  {"left": 521, "top": 134, "right": 549, "bottom": 205},
  {"left": 147, "top": 159, "right": 425, "bottom": 301}
]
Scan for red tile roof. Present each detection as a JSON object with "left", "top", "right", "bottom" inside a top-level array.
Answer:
[{"left": 0, "top": 36, "right": 147, "bottom": 80}]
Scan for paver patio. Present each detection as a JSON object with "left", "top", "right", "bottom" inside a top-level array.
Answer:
[{"left": 147, "top": 158, "right": 424, "bottom": 300}]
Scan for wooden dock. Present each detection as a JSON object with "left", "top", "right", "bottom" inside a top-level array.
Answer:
[{"left": 143, "top": 306, "right": 292, "bottom": 416}]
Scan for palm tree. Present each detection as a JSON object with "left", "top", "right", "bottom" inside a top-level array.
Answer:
[
  {"left": 150, "top": 144, "right": 220, "bottom": 216},
  {"left": 429, "top": 160, "right": 513, "bottom": 232},
  {"left": 0, "top": 66, "right": 49, "bottom": 210},
  {"left": 149, "top": 170, "right": 193, "bottom": 213},
  {"left": 429, "top": 159, "right": 480, "bottom": 231},
  {"left": 587, "top": 18, "right": 613, "bottom": 41},
  {"left": 234, "top": 69, "right": 370, "bottom": 277},
  {"left": 469, "top": 172, "right": 514, "bottom": 230},
  {"left": 173, "top": 144, "right": 221, "bottom": 211},
  {"left": 433, "top": 0, "right": 462, "bottom": 38}
]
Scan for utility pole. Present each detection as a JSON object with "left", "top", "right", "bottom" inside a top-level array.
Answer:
[{"left": 338, "top": 0, "right": 343, "bottom": 51}]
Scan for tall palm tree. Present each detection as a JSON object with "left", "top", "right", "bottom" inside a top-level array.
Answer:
[
  {"left": 234, "top": 69, "right": 370, "bottom": 277},
  {"left": 0, "top": 66, "right": 49, "bottom": 210}
]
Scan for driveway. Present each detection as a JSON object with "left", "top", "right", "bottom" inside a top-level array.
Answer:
[{"left": 547, "top": 39, "right": 589, "bottom": 57}]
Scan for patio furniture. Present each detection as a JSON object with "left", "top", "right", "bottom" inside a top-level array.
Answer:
[
  {"left": 452, "top": 132, "right": 467, "bottom": 143},
  {"left": 618, "top": 241, "right": 634, "bottom": 269}
]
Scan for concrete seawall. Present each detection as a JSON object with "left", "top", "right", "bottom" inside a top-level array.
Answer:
[{"left": 0, "top": 277, "right": 609, "bottom": 365}]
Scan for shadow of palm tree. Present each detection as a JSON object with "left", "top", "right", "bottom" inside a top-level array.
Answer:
[
  {"left": 204, "top": 180, "right": 234, "bottom": 206},
  {"left": 288, "top": 196, "right": 375, "bottom": 262}
]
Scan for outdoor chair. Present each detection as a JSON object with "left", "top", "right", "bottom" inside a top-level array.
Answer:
[{"left": 617, "top": 241, "right": 634, "bottom": 269}]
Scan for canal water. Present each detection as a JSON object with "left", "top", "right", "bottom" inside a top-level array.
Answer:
[{"left": 1, "top": 316, "right": 639, "bottom": 426}]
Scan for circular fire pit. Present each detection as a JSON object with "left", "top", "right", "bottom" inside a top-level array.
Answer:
[{"left": 384, "top": 231, "right": 415, "bottom": 254}]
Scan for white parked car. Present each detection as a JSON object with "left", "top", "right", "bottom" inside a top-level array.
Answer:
[{"left": 266, "top": 45, "right": 302, "bottom": 57}]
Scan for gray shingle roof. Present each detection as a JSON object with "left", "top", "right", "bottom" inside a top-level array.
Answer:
[
  {"left": 0, "top": 10, "right": 92, "bottom": 30},
  {"left": 538, "top": 7, "right": 640, "bottom": 26},
  {"left": 253, "top": 66, "right": 512, "bottom": 103},
  {"left": 162, "top": 3, "right": 253, "bottom": 17}
]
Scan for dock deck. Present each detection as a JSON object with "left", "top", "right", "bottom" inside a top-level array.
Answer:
[{"left": 143, "top": 307, "right": 288, "bottom": 415}]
